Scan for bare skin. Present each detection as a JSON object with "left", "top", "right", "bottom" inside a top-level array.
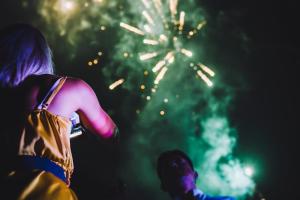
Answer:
[{"left": 1, "top": 74, "right": 116, "bottom": 139}]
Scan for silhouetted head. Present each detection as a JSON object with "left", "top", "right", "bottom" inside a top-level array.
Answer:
[
  {"left": 0, "top": 23, "right": 53, "bottom": 87},
  {"left": 157, "top": 149, "right": 198, "bottom": 197}
]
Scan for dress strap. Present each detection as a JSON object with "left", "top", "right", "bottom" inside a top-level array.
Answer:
[{"left": 37, "top": 77, "right": 67, "bottom": 110}]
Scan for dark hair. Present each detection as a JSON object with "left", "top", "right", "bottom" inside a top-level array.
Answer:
[
  {"left": 0, "top": 23, "right": 53, "bottom": 87},
  {"left": 156, "top": 149, "right": 194, "bottom": 180}
]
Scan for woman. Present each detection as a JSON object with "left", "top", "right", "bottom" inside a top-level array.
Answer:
[{"left": 0, "top": 24, "right": 118, "bottom": 199}]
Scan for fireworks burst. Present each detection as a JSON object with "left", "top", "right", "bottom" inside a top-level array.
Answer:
[{"left": 115, "top": 0, "right": 215, "bottom": 91}]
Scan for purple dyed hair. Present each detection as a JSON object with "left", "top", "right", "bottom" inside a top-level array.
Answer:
[{"left": 0, "top": 23, "right": 54, "bottom": 87}]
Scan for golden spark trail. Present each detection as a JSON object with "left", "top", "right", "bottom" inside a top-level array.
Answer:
[
  {"left": 143, "top": 39, "right": 159, "bottom": 45},
  {"left": 181, "top": 48, "right": 193, "bottom": 57},
  {"left": 120, "top": 22, "right": 145, "bottom": 35},
  {"left": 179, "top": 11, "right": 185, "bottom": 31},
  {"left": 154, "top": 67, "right": 168, "bottom": 84},
  {"left": 140, "top": 52, "right": 159, "bottom": 60},
  {"left": 109, "top": 78, "right": 125, "bottom": 90},
  {"left": 152, "top": 60, "right": 166, "bottom": 72},
  {"left": 198, "top": 63, "right": 215, "bottom": 77},
  {"left": 197, "top": 70, "right": 213, "bottom": 87},
  {"left": 142, "top": 11, "right": 155, "bottom": 25}
]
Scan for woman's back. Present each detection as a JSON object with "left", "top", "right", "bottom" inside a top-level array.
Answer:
[{"left": 1, "top": 75, "right": 77, "bottom": 181}]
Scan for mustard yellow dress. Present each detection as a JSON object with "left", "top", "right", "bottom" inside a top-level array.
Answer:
[{"left": 2, "top": 77, "right": 78, "bottom": 200}]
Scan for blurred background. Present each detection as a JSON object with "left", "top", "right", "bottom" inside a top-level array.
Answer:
[{"left": 0, "top": 0, "right": 298, "bottom": 199}]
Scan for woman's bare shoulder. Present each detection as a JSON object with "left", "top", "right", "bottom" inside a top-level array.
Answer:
[{"left": 63, "top": 77, "right": 94, "bottom": 94}]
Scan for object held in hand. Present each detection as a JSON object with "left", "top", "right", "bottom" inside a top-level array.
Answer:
[{"left": 70, "top": 112, "right": 84, "bottom": 139}]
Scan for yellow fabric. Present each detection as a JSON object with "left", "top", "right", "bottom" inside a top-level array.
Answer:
[
  {"left": 19, "top": 109, "right": 74, "bottom": 183},
  {"left": 3, "top": 77, "right": 78, "bottom": 199},
  {"left": 5, "top": 170, "right": 78, "bottom": 200}
]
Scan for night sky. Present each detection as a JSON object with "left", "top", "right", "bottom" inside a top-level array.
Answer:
[{"left": 0, "top": 0, "right": 299, "bottom": 200}]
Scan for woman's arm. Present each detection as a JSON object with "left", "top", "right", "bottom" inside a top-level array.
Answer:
[{"left": 70, "top": 78, "right": 117, "bottom": 139}]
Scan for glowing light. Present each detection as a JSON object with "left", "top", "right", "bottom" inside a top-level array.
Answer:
[
  {"left": 164, "top": 98, "right": 169, "bottom": 103},
  {"left": 159, "top": 34, "right": 168, "bottom": 42},
  {"left": 169, "top": 0, "right": 178, "bottom": 16},
  {"left": 146, "top": 96, "right": 151, "bottom": 100},
  {"left": 140, "top": 52, "right": 158, "bottom": 61},
  {"left": 160, "top": 110, "right": 165, "bottom": 115},
  {"left": 88, "top": 61, "right": 93, "bottom": 66},
  {"left": 179, "top": 11, "right": 185, "bottom": 31},
  {"left": 144, "top": 70, "right": 149, "bottom": 76},
  {"left": 120, "top": 22, "right": 145, "bottom": 36},
  {"left": 154, "top": 67, "right": 168, "bottom": 84},
  {"left": 109, "top": 79, "right": 125, "bottom": 90},
  {"left": 244, "top": 166, "right": 254, "bottom": 177},
  {"left": 142, "top": 11, "right": 154, "bottom": 25},
  {"left": 197, "top": 70, "right": 213, "bottom": 87},
  {"left": 164, "top": 51, "right": 175, "bottom": 63},
  {"left": 140, "top": 85, "right": 146, "bottom": 90},
  {"left": 181, "top": 49, "right": 193, "bottom": 57},
  {"left": 123, "top": 52, "right": 129, "bottom": 58},
  {"left": 143, "top": 39, "right": 159, "bottom": 45},
  {"left": 197, "top": 21, "right": 207, "bottom": 30},
  {"left": 61, "top": 1, "right": 76, "bottom": 11},
  {"left": 152, "top": 60, "right": 166, "bottom": 73},
  {"left": 93, "top": 59, "right": 98, "bottom": 64},
  {"left": 100, "top": 26, "right": 106, "bottom": 31},
  {"left": 198, "top": 63, "right": 215, "bottom": 77}
]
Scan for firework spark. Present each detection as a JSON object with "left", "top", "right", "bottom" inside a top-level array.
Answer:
[
  {"left": 109, "top": 78, "right": 125, "bottom": 90},
  {"left": 117, "top": 0, "right": 215, "bottom": 91}
]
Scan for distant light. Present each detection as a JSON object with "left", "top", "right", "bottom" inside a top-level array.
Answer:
[
  {"left": 151, "top": 88, "right": 156, "bottom": 93},
  {"left": 62, "top": 1, "right": 75, "bottom": 11},
  {"left": 136, "top": 110, "right": 140, "bottom": 114},
  {"left": 88, "top": 61, "right": 93, "bottom": 66},
  {"left": 98, "top": 52, "right": 103, "bottom": 56},
  {"left": 244, "top": 166, "right": 254, "bottom": 177},
  {"left": 146, "top": 96, "right": 151, "bottom": 100},
  {"left": 164, "top": 98, "right": 169, "bottom": 103},
  {"left": 123, "top": 52, "right": 129, "bottom": 58},
  {"left": 100, "top": 26, "right": 106, "bottom": 31},
  {"left": 144, "top": 70, "right": 149, "bottom": 76},
  {"left": 93, "top": 59, "right": 98, "bottom": 64},
  {"left": 160, "top": 110, "right": 165, "bottom": 115},
  {"left": 140, "top": 85, "right": 146, "bottom": 90}
]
